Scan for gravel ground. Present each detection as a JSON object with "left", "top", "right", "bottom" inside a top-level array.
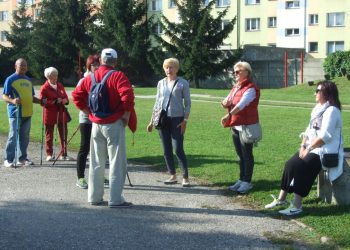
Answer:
[{"left": 0, "top": 133, "right": 302, "bottom": 250}]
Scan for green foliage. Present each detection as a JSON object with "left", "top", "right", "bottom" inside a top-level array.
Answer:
[
  {"left": 151, "top": 0, "right": 241, "bottom": 88},
  {"left": 0, "top": 1, "right": 32, "bottom": 82},
  {"left": 93, "top": 0, "right": 153, "bottom": 85},
  {"left": 3, "top": 1, "right": 33, "bottom": 61},
  {"left": 28, "top": 0, "right": 95, "bottom": 81},
  {"left": 323, "top": 50, "right": 350, "bottom": 79}
]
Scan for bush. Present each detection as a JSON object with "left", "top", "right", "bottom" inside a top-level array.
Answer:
[{"left": 323, "top": 50, "right": 350, "bottom": 79}]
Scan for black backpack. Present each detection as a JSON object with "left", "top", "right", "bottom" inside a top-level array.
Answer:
[{"left": 88, "top": 70, "right": 115, "bottom": 118}]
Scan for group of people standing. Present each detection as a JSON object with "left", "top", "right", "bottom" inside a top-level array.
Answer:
[{"left": 2, "top": 51, "right": 344, "bottom": 215}]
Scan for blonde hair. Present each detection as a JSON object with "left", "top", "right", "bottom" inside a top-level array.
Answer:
[
  {"left": 234, "top": 61, "right": 252, "bottom": 78},
  {"left": 44, "top": 67, "right": 58, "bottom": 79},
  {"left": 163, "top": 58, "right": 180, "bottom": 70}
]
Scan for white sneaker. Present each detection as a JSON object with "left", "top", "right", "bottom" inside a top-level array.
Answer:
[
  {"left": 229, "top": 180, "right": 242, "bottom": 191},
  {"left": 4, "top": 160, "right": 14, "bottom": 168},
  {"left": 46, "top": 155, "right": 54, "bottom": 162},
  {"left": 265, "top": 194, "right": 289, "bottom": 209},
  {"left": 236, "top": 181, "right": 253, "bottom": 194},
  {"left": 278, "top": 203, "right": 302, "bottom": 216},
  {"left": 17, "top": 159, "right": 34, "bottom": 166}
]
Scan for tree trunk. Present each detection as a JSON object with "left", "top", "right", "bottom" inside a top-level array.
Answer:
[{"left": 194, "top": 76, "right": 200, "bottom": 88}]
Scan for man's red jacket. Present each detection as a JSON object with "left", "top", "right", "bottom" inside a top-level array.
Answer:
[{"left": 72, "top": 65, "right": 137, "bottom": 132}]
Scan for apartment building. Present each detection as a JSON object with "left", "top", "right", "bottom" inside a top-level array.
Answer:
[
  {"left": 1, "top": 0, "right": 349, "bottom": 59},
  {"left": 0, "top": 0, "right": 40, "bottom": 47},
  {"left": 147, "top": 0, "right": 350, "bottom": 59}
]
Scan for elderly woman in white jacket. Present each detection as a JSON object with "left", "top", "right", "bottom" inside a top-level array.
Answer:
[{"left": 265, "top": 80, "right": 343, "bottom": 216}]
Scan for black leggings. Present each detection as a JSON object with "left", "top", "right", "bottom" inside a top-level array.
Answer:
[
  {"left": 281, "top": 152, "right": 322, "bottom": 197},
  {"left": 76, "top": 123, "right": 92, "bottom": 179}
]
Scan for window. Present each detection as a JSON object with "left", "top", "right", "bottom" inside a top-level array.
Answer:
[
  {"left": 17, "top": 0, "right": 34, "bottom": 4},
  {"left": 0, "top": 11, "right": 9, "bottom": 21},
  {"left": 309, "top": 14, "right": 318, "bottom": 25},
  {"left": 169, "top": 0, "right": 176, "bottom": 8},
  {"left": 0, "top": 31, "right": 7, "bottom": 42},
  {"left": 216, "top": 0, "right": 230, "bottom": 7},
  {"left": 202, "top": 0, "right": 209, "bottom": 5},
  {"left": 268, "top": 17, "right": 277, "bottom": 28},
  {"left": 246, "top": 18, "right": 260, "bottom": 31},
  {"left": 35, "top": 8, "right": 41, "bottom": 18},
  {"left": 246, "top": 0, "right": 260, "bottom": 4},
  {"left": 327, "top": 41, "right": 344, "bottom": 54},
  {"left": 150, "top": 0, "right": 162, "bottom": 11},
  {"left": 309, "top": 42, "right": 318, "bottom": 52},
  {"left": 285, "top": 28, "right": 299, "bottom": 36},
  {"left": 327, "top": 12, "right": 345, "bottom": 27},
  {"left": 153, "top": 22, "right": 163, "bottom": 35},
  {"left": 285, "top": 1, "right": 299, "bottom": 9},
  {"left": 221, "top": 20, "right": 230, "bottom": 30}
]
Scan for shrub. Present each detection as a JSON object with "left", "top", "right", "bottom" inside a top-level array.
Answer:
[{"left": 323, "top": 50, "right": 350, "bottom": 79}]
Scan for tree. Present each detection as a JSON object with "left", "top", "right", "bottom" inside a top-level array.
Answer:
[
  {"left": 0, "top": 1, "right": 33, "bottom": 81},
  {"left": 28, "top": 0, "right": 95, "bottom": 81},
  {"left": 92, "top": 0, "right": 153, "bottom": 84},
  {"left": 152, "top": 0, "right": 240, "bottom": 88},
  {"left": 3, "top": 0, "right": 33, "bottom": 61}
]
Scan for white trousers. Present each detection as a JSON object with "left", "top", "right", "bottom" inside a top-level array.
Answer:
[{"left": 88, "top": 119, "right": 127, "bottom": 205}]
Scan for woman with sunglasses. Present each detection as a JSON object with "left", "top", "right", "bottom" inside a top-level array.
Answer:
[
  {"left": 221, "top": 61, "right": 260, "bottom": 194},
  {"left": 265, "top": 80, "right": 343, "bottom": 216}
]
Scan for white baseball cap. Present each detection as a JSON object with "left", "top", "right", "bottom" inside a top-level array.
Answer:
[{"left": 101, "top": 48, "right": 118, "bottom": 60}]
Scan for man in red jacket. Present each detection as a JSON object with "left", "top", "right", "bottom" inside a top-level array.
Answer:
[{"left": 72, "top": 48, "right": 136, "bottom": 208}]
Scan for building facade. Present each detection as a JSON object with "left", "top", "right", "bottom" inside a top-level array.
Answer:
[{"left": 1, "top": 0, "right": 349, "bottom": 59}]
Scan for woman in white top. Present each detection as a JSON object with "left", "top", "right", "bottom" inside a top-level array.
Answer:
[{"left": 265, "top": 80, "right": 343, "bottom": 216}]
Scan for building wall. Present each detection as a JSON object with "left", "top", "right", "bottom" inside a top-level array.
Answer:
[{"left": 1, "top": 0, "right": 350, "bottom": 61}]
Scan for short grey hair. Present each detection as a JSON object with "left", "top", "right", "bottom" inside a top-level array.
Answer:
[
  {"left": 234, "top": 61, "right": 252, "bottom": 78},
  {"left": 44, "top": 67, "right": 58, "bottom": 79},
  {"left": 101, "top": 56, "right": 117, "bottom": 66}
]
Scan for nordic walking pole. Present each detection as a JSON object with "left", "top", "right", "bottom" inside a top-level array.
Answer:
[
  {"left": 126, "top": 171, "right": 133, "bottom": 187},
  {"left": 14, "top": 104, "right": 20, "bottom": 169},
  {"left": 40, "top": 106, "right": 44, "bottom": 165},
  {"left": 51, "top": 123, "right": 80, "bottom": 167}
]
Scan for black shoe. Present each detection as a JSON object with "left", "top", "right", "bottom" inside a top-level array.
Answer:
[{"left": 108, "top": 202, "right": 133, "bottom": 208}]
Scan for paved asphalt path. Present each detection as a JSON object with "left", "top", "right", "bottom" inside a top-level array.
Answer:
[{"left": 0, "top": 134, "right": 302, "bottom": 250}]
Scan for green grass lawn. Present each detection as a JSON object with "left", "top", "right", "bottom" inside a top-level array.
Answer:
[{"left": 1, "top": 77, "right": 350, "bottom": 249}]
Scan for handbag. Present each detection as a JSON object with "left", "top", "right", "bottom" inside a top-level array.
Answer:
[
  {"left": 320, "top": 131, "right": 341, "bottom": 168},
  {"left": 320, "top": 153, "right": 338, "bottom": 168},
  {"left": 240, "top": 122, "right": 262, "bottom": 144},
  {"left": 152, "top": 80, "right": 178, "bottom": 130},
  {"left": 317, "top": 108, "right": 341, "bottom": 169}
]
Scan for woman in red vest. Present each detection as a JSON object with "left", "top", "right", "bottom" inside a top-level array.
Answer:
[
  {"left": 221, "top": 61, "right": 260, "bottom": 194},
  {"left": 40, "top": 67, "right": 73, "bottom": 162}
]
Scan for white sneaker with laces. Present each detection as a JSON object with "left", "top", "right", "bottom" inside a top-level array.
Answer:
[
  {"left": 236, "top": 181, "right": 253, "bottom": 194},
  {"left": 278, "top": 203, "right": 302, "bottom": 216},
  {"left": 229, "top": 180, "right": 242, "bottom": 191},
  {"left": 17, "top": 159, "right": 34, "bottom": 166},
  {"left": 265, "top": 194, "right": 289, "bottom": 209},
  {"left": 4, "top": 160, "right": 14, "bottom": 168}
]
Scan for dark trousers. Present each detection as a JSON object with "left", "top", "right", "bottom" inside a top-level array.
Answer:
[
  {"left": 159, "top": 117, "right": 188, "bottom": 178},
  {"left": 232, "top": 128, "right": 254, "bottom": 182},
  {"left": 76, "top": 123, "right": 92, "bottom": 179},
  {"left": 45, "top": 123, "right": 68, "bottom": 157},
  {"left": 281, "top": 152, "right": 321, "bottom": 197}
]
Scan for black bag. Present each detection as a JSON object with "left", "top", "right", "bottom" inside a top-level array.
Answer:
[
  {"left": 152, "top": 108, "right": 169, "bottom": 129},
  {"left": 321, "top": 153, "right": 339, "bottom": 168},
  {"left": 152, "top": 80, "right": 178, "bottom": 130}
]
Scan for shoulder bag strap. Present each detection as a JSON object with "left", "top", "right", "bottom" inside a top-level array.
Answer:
[{"left": 165, "top": 79, "right": 178, "bottom": 112}]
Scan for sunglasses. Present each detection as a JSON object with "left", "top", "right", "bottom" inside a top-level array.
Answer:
[
  {"left": 315, "top": 88, "right": 322, "bottom": 94},
  {"left": 234, "top": 70, "right": 244, "bottom": 75}
]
